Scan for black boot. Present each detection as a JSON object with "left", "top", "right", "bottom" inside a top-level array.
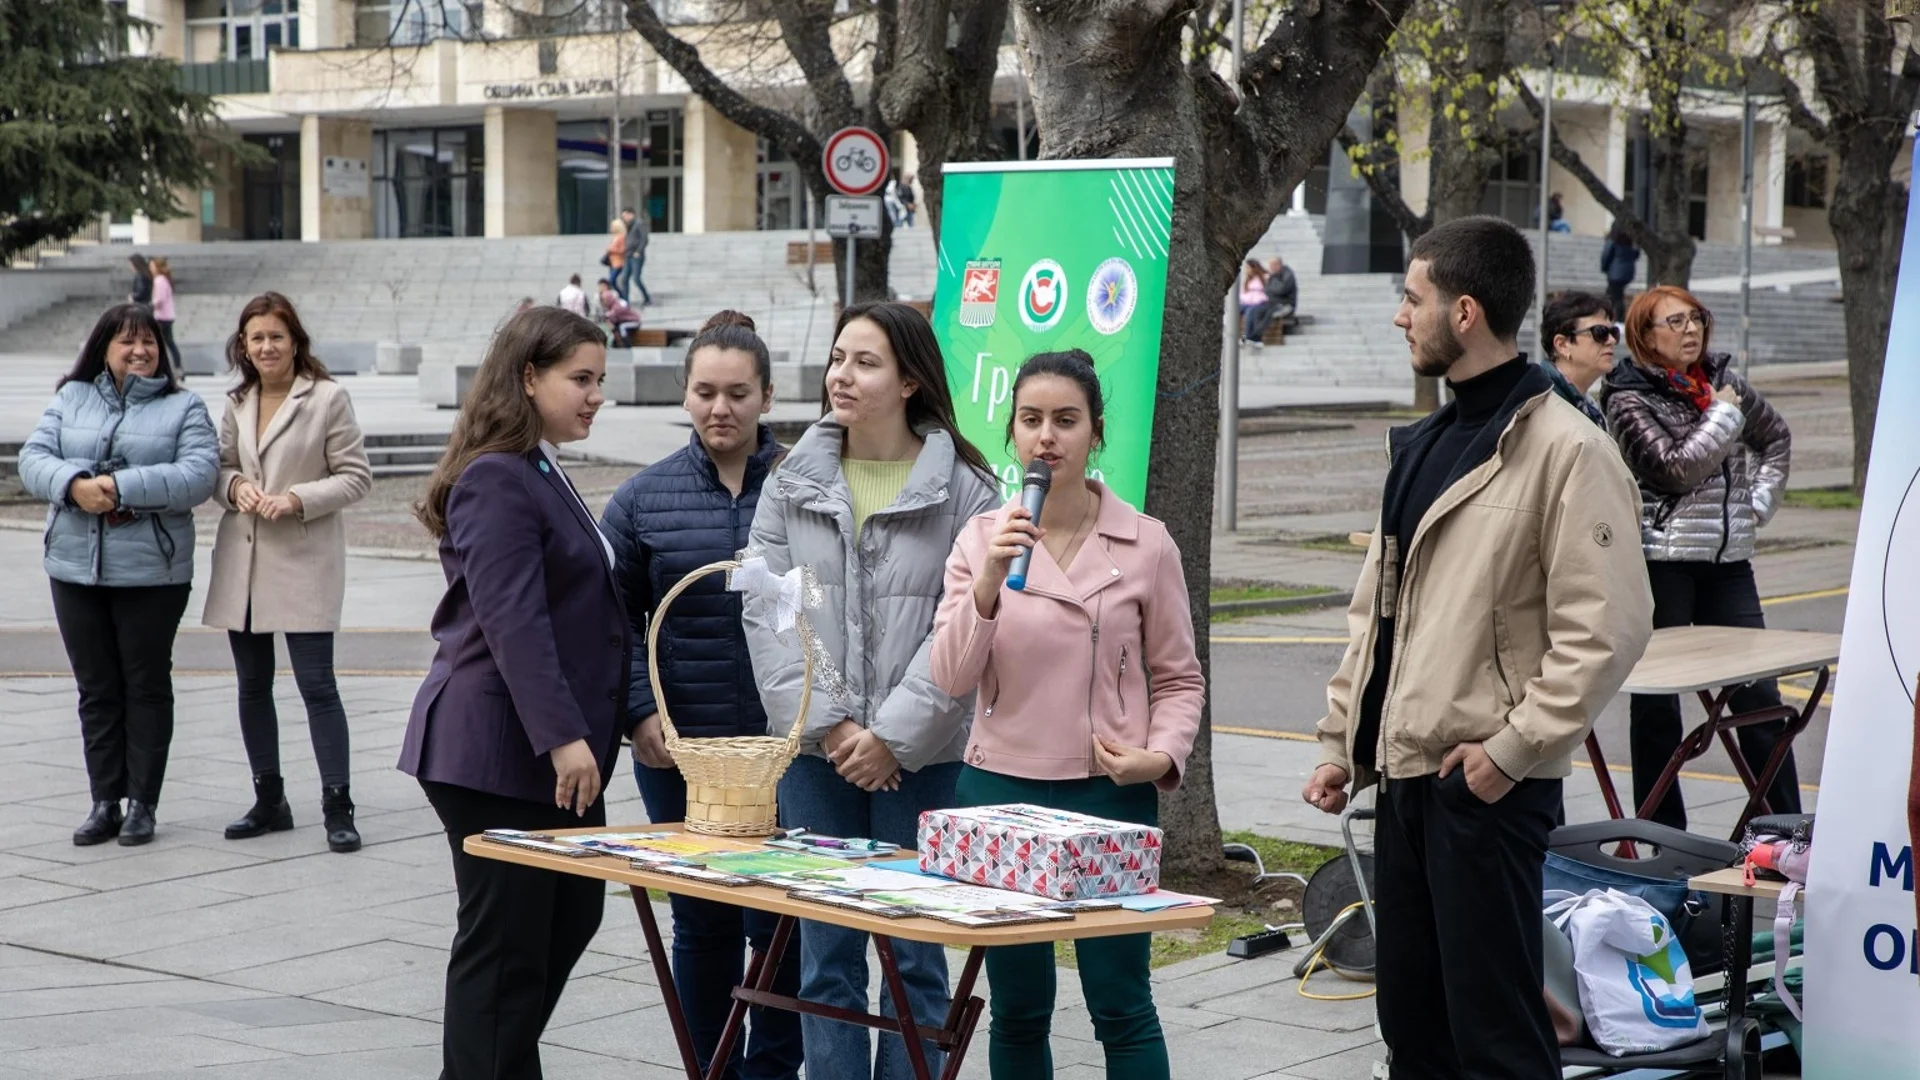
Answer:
[
  {"left": 73, "top": 800, "right": 123, "bottom": 846},
  {"left": 119, "top": 800, "right": 155, "bottom": 846},
  {"left": 225, "top": 774, "right": 294, "bottom": 840},
  {"left": 322, "top": 785, "right": 360, "bottom": 854}
]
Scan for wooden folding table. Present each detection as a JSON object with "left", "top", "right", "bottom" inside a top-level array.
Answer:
[
  {"left": 1585, "top": 625, "right": 1840, "bottom": 840},
  {"left": 464, "top": 826, "right": 1213, "bottom": 1080}
]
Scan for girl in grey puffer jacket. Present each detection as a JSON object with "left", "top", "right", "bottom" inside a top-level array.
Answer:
[
  {"left": 18, "top": 305, "right": 218, "bottom": 849},
  {"left": 745, "top": 302, "right": 998, "bottom": 1080},
  {"left": 1602, "top": 286, "right": 1798, "bottom": 832}
]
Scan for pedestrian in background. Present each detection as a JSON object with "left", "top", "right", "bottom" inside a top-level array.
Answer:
[
  {"left": 1539, "top": 290, "right": 1617, "bottom": 428},
  {"left": 1601, "top": 225, "right": 1642, "bottom": 326},
  {"left": 899, "top": 172, "right": 919, "bottom": 228},
  {"left": 1304, "top": 216, "right": 1651, "bottom": 1079},
  {"left": 621, "top": 206, "right": 653, "bottom": 306},
  {"left": 399, "top": 307, "right": 629, "bottom": 1080},
  {"left": 745, "top": 301, "right": 998, "bottom": 1080},
  {"left": 1237, "top": 259, "right": 1268, "bottom": 344},
  {"left": 1548, "top": 192, "right": 1571, "bottom": 233},
  {"left": 600, "top": 281, "right": 642, "bottom": 347},
  {"left": 1263, "top": 255, "right": 1299, "bottom": 333},
  {"left": 148, "top": 256, "right": 183, "bottom": 381},
  {"left": 602, "top": 310, "right": 802, "bottom": 1080},
  {"left": 932, "top": 349, "right": 1205, "bottom": 1080},
  {"left": 18, "top": 303, "right": 218, "bottom": 847},
  {"left": 127, "top": 254, "right": 153, "bottom": 306},
  {"left": 1604, "top": 286, "right": 1797, "bottom": 830},
  {"left": 558, "top": 273, "right": 589, "bottom": 318},
  {"left": 604, "top": 217, "right": 628, "bottom": 300},
  {"left": 204, "top": 292, "right": 372, "bottom": 855}
]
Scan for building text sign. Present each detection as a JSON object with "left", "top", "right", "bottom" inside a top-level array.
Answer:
[{"left": 483, "top": 78, "right": 616, "bottom": 101}]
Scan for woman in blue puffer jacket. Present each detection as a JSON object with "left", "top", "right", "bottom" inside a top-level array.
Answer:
[
  {"left": 598, "top": 309, "right": 802, "bottom": 1080},
  {"left": 18, "top": 304, "right": 219, "bottom": 848}
]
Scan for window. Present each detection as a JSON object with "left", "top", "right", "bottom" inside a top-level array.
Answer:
[
  {"left": 184, "top": 0, "right": 298, "bottom": 62},
  {"left": 1785, "top": 154, "right": 1829, "bottom": 209},
  {"left": 355, "top": 0, "right": 480, "bottom": 47},
  {"left": 372, "top": 127, "right": 485, "bottom": 238}
]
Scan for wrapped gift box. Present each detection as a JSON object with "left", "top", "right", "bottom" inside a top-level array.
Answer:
[{"left": 917, "top": 803, "right": 1162, "bottom": 900}]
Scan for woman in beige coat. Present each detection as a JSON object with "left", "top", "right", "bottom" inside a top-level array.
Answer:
[{"left": 203, "top": 292, "right": 372, "bottom": 853}]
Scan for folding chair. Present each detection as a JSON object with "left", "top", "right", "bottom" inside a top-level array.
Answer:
[{"left": 1544, "top": 819, "right": 1764, "bottom": 1079}]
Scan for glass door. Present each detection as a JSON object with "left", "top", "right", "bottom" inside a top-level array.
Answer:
[{"left": 225, "top": 0, "right": 299, "bottom": 59}]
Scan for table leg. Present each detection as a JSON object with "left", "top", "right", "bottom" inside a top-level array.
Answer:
[
  {"left": 1721, "top": 893, "right": 1760, "bottom": 1079},
  {"left": 939, "top": 947, "right": 987, "bottom": 1080},
  {"left": 706, "top": 915, "right": 796, "bottom": 1080},
  {"left": 1585, "top": 733, "right": 1628, "bottom": 821},
  {"left": 630, "top": 887, "right": 703, "bottom": 1080},
  {"left": 874, "top": 934, "right": 936, "bottom": 1080},
  {"left": 1729, "top": 665, "right": 1829, "bottom": 838}
]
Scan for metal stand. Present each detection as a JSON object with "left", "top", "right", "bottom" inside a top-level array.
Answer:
[{"left": 1292, "top": 805, "right": 1378, "bottom": 977}]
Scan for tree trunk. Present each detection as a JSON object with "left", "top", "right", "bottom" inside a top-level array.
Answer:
[
  {"left": 1012, "top": 0, "right": 1409, "bottom": 875},
  {"left": 880, "top": 0, "right": 1009, "bottom": 244},
  {"left": 1829, "top": 131, "right": 1905, "bottom": 493},
  {"left": 1644, "top": 120, "right": 1696, "bottom": 286}
]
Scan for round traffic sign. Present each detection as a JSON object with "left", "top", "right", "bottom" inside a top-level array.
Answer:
[{"left": 823, "top": 127, "right": 890, "bottom": 197}]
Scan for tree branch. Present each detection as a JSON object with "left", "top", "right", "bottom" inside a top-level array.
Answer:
[
  {"left": 1510, "top": 72, "right": 1662, "bottom": 254},
  {"left": 621, "top": 1, "right": 822, "bottom": 162},
  {"left": 771, "top": 0, "right": 864, "bottom": 126},
  {"left": 1759, "top": 34, "right": 1832, "bottom": 143},
  {"left": 1336, "top": 124, "right": 1430, "bottom": 239},
  {"left": 1789, "top": 0, "right": 1870, "bottom": 131}
]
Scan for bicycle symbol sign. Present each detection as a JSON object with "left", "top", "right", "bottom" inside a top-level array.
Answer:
[{"left": 823, "top": 127, "right": 889, "bottom": 197}]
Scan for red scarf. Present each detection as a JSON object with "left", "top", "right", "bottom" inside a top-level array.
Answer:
[{"left": 1663, "top": 362, "right": 1715, "bottom": 412}]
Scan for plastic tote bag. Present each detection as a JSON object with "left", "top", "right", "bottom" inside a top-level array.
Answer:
[{"left": 1545, "top": 888, "right": 1711, "bottom": 1055}]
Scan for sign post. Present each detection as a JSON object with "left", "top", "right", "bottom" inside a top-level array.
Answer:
[
  {"left": 928, "top": 159, "right": 1177, "bottom": 507},
  {"left": 822, "top": 127, "right": 890, "bottom": 307}
]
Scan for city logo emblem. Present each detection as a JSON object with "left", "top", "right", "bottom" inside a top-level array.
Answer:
[
  {"left": 960, "top": 259, "right": 1001, "bottom": 327},
  {"left": 1019, "top": 259, "right": 1067, "bottom": 332},
  {"left": 1086, "top": 257, "right": 1138, "bottom": 336}
]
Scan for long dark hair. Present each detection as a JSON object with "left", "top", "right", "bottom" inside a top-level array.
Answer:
[
  {"left": 60, "top": 304, "right": 176, "bottom": 393},
  {"left": 687, "top": 309, "right": 771, "bottom": 389},
  {"left": 1005, "top": 349, "right": 1107, "bottom": 451},
  {"left": 824, "top": 301, "right": 992, "bottom": 479},
  {"left": 415, "top": 307, "right": 606, "bottom": 538},
  {"left": 227, "top": 292, "right": 331, "bottom": 403}
]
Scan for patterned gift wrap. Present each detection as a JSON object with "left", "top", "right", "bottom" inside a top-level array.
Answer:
[{"left": 916, "top": 803, "right": 1162, "bottom": 900}]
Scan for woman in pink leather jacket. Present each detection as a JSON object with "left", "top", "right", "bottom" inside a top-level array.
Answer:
[{"left": 930, "top": 349, "right": 1205, "bottom": 1080}]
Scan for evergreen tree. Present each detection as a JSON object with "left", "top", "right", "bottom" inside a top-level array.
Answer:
[{"left": 0, "top": 0, "right": 256, "bottom": 260}]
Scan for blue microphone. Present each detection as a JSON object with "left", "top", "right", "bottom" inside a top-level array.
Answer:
[{"left": 1005, "top": 458, "right": 1051, "bottom": 592}]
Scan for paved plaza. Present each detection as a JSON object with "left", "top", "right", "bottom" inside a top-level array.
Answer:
[{"left": 0, "top": 350, "right": 1848, "bottom": 1078}]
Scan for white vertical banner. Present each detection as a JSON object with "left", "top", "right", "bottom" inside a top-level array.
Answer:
[{"left": 1802, "top": 185, "right": 1920, "bottom": 1076}]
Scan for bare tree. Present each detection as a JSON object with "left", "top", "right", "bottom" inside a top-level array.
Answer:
[
  {"left": 1764, "top": 0, "right": 1920, "bottom": 492},
  {"left": 1012, "top": 0, "right": 1413, "bottom": 875},
  {"left": 875, "top": 0, "right": 1008, "bottom": 239}
]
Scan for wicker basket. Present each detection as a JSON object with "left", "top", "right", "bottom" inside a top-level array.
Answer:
[{"left": 649, "top": 560, "right": 810, "bottom": 836}]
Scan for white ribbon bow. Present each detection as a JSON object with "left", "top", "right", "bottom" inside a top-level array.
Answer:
[{"left": 730, "top": 556, "right": 804, "bottom": 632}]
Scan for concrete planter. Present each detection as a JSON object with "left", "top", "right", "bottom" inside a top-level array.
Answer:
[
  {"left": 375, "top": 342, "right": 422, "bottom": 375},
  {"left": 419, "top": 363, "right": 479, "bottom": 408}
]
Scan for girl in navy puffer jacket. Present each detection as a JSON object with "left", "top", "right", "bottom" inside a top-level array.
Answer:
[{"left": 18, "top": 305, "right": 218, "bottom": 848}]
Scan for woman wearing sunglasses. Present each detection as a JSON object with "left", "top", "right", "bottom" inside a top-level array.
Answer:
[
  {"left": 1539, "top": 290, "right": 1618, "bottom": 428},
  {"left": 1600, "top": 285, "right": 1796, "bottom": 831}
]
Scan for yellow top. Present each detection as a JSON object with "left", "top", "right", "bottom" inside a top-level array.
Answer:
[{"left": 843, "top": 458, "right": 915, "bottom": 540}]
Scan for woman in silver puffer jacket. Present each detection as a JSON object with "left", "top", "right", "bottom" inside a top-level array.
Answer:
[{"left": 1601, "top": 284, "right": 1796, "bottom": 831}]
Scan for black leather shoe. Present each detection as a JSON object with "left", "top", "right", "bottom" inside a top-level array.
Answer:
[
  {"left": 322, "top": 785, "right": 360, "bottom": 854},
  {"left": 118, "top": 801, "right": 155, "bottom": 846},
  {"left": 73, "top": 801, "right": 123, "bottom": 846},
  {"left": 225, "top": 773, "right": 294, "bottom": 840}
]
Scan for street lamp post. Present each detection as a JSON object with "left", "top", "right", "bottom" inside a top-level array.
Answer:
[
  {"left": 1738, "top": 85, "right": 1756, "bottom": 379},
  {"left": 1218, "top": 0, "right": 1245, "bottom": 532},
  {"left": 1537, "top": 47, "right": 1554, "bottom": 338}
]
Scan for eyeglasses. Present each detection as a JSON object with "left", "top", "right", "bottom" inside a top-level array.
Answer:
[{"left": 1653, "top": 309, "right": 1708, "bottom": 333}]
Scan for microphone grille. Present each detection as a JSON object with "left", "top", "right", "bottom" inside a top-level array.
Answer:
[{"left": 1023, "top": 458, "right": 1052, "bottom": 490}]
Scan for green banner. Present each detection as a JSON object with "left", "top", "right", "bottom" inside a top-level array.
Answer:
[{"left": 930, "top": 159, "right": 1177, "bottom": 507}]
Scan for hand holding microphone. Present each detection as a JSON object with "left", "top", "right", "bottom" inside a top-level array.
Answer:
[{"left": 973, "top": 459, "right": 1050, "bottom": 619}]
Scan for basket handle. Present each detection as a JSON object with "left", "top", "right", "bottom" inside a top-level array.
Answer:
[{"left": 647, "top": 559, "right": 812, "bottom": 756}]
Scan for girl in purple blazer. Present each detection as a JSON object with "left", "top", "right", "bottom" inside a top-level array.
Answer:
[{"left": 399, "top": 307, "right": 631, "bottom": 1080}]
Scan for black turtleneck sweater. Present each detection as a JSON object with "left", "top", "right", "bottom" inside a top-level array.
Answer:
[{"left": 1388, "top": 356, "right": 1531, "bottom": 560}]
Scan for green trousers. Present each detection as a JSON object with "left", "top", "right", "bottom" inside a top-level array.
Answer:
[{"left": 953, "top": 766, "right": 1170, "bottom": 1080}]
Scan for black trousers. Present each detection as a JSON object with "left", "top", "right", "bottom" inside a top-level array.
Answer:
[
  {"left": 229, "top": 618, "right": 351, "bottom": 787},
  {"left": 1630, "top": 559, "right": 1802, "bottom": 830},
  {"left": 1375, "top": 771, "right": 1563, "bottom": 1080},
  {"left": 1606, "top": 280, "right": 1630, "bottom": 324},
  {"left": 422, "top": 780, "right": 608, "bottom": 1080},
  {"left": 50, "top": 579, "right": 192, "bottom": 805}
]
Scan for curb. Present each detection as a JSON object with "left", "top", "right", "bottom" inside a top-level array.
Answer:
[{"left": 1209, "top": 590, "right": 1351, "bottom": 619}]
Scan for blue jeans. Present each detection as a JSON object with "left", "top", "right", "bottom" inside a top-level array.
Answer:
[
  {"left": 778, "top": 753, "right": 960, "bottom": 1079},
  {"left": 635, "top": 761, "right": 804, "bottom": 1080},
  {"left": 620, "top": 251, "right": 652, "bottom": 304}
]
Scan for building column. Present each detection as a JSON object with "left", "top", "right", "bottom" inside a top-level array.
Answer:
[
  {"left": 1603, "top": 106, "right": 1630, "bottom": 216},
  {"left": 300, "top": 115, "right": 373, "bottom": 242},
  {"left": 682, "top": 97, "right": 758, "bottom": 234},
  {"left": 484, "top": 106, "right": 558, "bottom": 238},
  {"left": 125, "top": 0, "right": 185, "bottom": 61},
  {"left": 1760, "top": 119, "right": 1788, "bottom": 245},
  {"left": 132, "top": 186, "right": 204, "bottom": 246},
  {"left": 306, "top": 0, "right": 357, "bottom": 50}
]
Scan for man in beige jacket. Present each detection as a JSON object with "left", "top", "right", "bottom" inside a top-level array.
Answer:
[{"left": 1302, "top": 216, "right": 1652, "bottom": 1078}]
